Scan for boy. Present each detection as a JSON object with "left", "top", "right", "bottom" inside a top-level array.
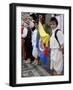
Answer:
[
  {"left": 29, "top": 14, "right": 38, "bottom": 64},
  {"left": 49, "top": 17, "right": 64, "bottom": 75}
]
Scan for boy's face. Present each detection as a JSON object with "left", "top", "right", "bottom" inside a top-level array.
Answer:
[{"left": 50, "top": 21, "right": 57, "bottom": 30}]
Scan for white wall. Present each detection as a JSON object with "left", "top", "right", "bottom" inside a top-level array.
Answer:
[
  {"left": 55, "top": 15, "right": 64, "bottom": 32},
  {"left": 0, "top": 0, "right": 72, "bottom": 89}
]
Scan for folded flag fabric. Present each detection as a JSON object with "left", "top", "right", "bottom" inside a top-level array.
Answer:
[
  {"left": 38, "top": 21, "right": 50, "bottom": 47},
  {"left": 36, "top": 32, "right": 47, "bottom": 64},
  {"left": 36, "top": 21, "right": 50, "bottom": 64}
]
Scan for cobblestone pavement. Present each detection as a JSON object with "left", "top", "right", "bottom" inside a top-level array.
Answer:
[{"left": 21, "top": 61, "right": 51, "bottom": 77}]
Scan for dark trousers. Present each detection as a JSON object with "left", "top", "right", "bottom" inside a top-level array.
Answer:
[{"left": 24, "top": 38, "right": 34, "bottom": 61}]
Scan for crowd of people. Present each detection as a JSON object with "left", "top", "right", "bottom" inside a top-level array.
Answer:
[{"left": 21, "top": 13, "right": 64, "bottom": 75}]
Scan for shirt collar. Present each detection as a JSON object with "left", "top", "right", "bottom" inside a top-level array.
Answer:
[{"left": 52, "top": 27, "right": 58, "bottom": 33}]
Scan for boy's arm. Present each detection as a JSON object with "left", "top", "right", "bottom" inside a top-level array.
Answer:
[
  {"left": 59, "top": 44, "right": 64, "bottom": 51},
  {"left": 57, "top": 31, "right": 64, "bottom": 51},
  {"left": 57, "top": 31, "right": 64, "bottom": 45}
]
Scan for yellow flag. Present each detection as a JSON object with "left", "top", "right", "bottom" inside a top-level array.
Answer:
[{"left": 38, "top": 21, "right": 50, "bottom": 46}]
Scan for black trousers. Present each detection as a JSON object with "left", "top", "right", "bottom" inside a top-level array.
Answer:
[{"left": 24, "top": 37, "right": 34, "bottom": 61}]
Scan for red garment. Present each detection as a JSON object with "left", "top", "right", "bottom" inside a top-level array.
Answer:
[
  {"left": 21, "top": 26, "right": 26, "bottom": 59},
  {"left": 21, "top": 25, "right": 24, "bottom": 34}
]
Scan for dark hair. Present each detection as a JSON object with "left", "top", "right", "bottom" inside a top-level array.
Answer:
[
  {"left": 30, "top": 13, "right": 37, "bottom": 21},
  {"left": 50, "top": 17, "right": 58, "bottom": 26}
]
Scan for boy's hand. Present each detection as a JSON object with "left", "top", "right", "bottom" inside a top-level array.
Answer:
[{"left": 58, "top": 47, "right": 64, "bottom": 54}]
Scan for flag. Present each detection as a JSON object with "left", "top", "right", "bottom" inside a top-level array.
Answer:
[
  {"left": 38, "top": 21, "right": 50, "bottom": 46},
  {"left": 36, "top": 32, "right": 47, "bottom": 64},
  {"left": 36, "top": 21, "right": 50, "bottom": 64}
]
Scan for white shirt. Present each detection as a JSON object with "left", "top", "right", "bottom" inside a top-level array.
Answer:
[
  {"left": 50, "top": 28, "right": 64, "bottom": 49},
  {"left": 32, "top": 29, "right": 37, "bottom": 47},
  {"left": 31, "top": 29, "right": 38, "bottom": 58},
  {"left": 21, "top": 27, "right": 28, "bottom": 38}
]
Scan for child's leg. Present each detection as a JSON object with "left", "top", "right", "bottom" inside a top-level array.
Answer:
[
  {"left": 50, "top": 50, "right": 54, "bottom": 70},
  {"left": 53, "top": 50, "right": 63, "bottom": 75},
  {"left": 50, "top": 59, "right": 54, "bottom": 70}
]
